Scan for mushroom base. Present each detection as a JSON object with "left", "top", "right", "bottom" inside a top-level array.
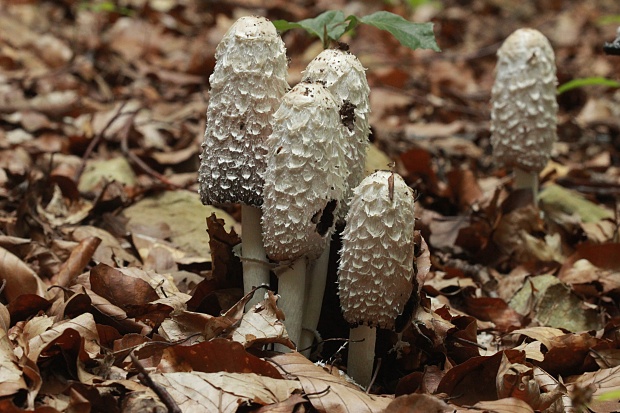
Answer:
[{"left": 347, "top": 324, "right": 377, "bottom": 389}]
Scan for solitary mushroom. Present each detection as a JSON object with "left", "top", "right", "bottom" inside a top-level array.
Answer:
[
  {"left": 338, "top": 170, "right": 416, "bottom": 388},
  {"left": 299, "top": 47, "right": 371, "bottom": 352},
  {"left": 198, "top": 16, "right": 289, "bottom": 307},
  {"left": 490, "top": 28, "right": 557, "bottom": 203},
  {"left": 262, "top": 81, "right": 347, "bottom": 346}
]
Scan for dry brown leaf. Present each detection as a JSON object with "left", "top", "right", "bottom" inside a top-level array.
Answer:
[
  {"left": 26, "top": 313, "right": 100, "bottom": 362},
  {"left": 437, "top": 350, "right": 526, "bottom": 406},
  {"left": 454, "top": 397, "right": 535, "bottom": 412},
  {"left": 566, "top": 366, "right": 620, "bottom": 413},
  {"left": 149, "top": 371, "right": 302, "bottom": 413},
  {"left": 232, "top": 291, "right": 291, "bottom": 348},
  {"left": 157, "top": 338, "right": 282, "bottom": 379},
  {"left": 254, "top": 393, "right": 308, "bottom": 413},
  {"left": 0, "top": 302, "right": 9, "bottom": 332},
  {"left": 0, "top": 246, "right": 48, "bottom": 302},
  {"left": 271, "top": 352, "right": 392, "bottom": 413},
  {"left": 89, "top": 263, "right": 160, "bottom": 309},
  {"left": 0, "top": 328, "right": 27, "bottom": 397},
  {"left": 383, "top": 393, "right": 451, "bottom": 412},
  {"left": 50, "top": 236, "right": 101, "bottom": 287},
  {"left": 71, "top": 226, "right": 140, "bottom": 267},
  {"left": 509, "top": 327, "right": 566, "bottom": 350}
]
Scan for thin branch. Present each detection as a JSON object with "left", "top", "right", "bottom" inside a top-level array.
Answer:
[{"left": 130, "top": 352, "right": 181, "bottom": 413}]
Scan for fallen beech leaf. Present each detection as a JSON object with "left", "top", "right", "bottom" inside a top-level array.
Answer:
[
  {"left": 206, "top": 213, "right": 242, "bottom": 288},
  {"left": 73, "top": 285, "right": 151, "bottom": 335},
  {"left": 395, "top": 364, "right": 445, "bottom": 396},
  {"left": 454, "top": 397, "right": 534, "bottom": 412},
  {"left": 509, "top": 327, "right": 566, "bottom": 349},
  {"left": 78, "top": 157, "right": 137, "bottom": 194},
  {"left": 149, "top": 371, "right": 302, "bottom": 413},
  {"left": 254, "top": 393, "right": 307, "bottom": 413},
  {"left": 415, "top": 232, "right": 431, "bottom": 289},
  {"left": 7, "top": 294, "right": 51, "bottom": 324},
  {"left": 231, "top": 291, "right": 291, "bottom": 349},
  {"left": 0, "top": 328, "right": 27, "bottom": 397},
  {"left": 436, "top": 350, "right": 525, "bottom": 406},
  {"left": 90, "top": 263, "right": 160, "bottom": 308},
  {"left": 0, "top": 302, "right": 8, "bottom": 332},
  {"left": 71, "top": 226, "right": 140, "bottom": 267},
  {"left": 463, "top": 296, "right": 524, "bottom": 332},
  {"left": 428, "top": 215, "right": 470, "bottom": 251},
  {"left": 566, "top": 366, "right": 620, "bottom": 413},
  {"left": 538, "top": 332, "right": 607, "bottom": 377},
  {"left": 158, "top": 338, "right": 282, "bottom": 379},
  {"left": 364, "top": 143, "right": 393, "bottom": 176},
  {"left": 270, "top": 352, "right": 392, "bottom": 413},
  {"left": 539, "top": 184, "right": 614, "bottom": 223},
  {"left": 496, "top": 353, "right": 563, "bottom": 410},
  {"left": 446, "top": 168, "right": 484, "bottom": 209},
  {"left": 51, "top": 236, "right": 101, "bottom": 287},
  {"left": 0, "top": 246, "right": 48, "bottom": 302},
  {"left": 123, "top": 190, "right": 238, "bottom": 260},
  {"left": 384, "top": 393, "right": 450, "bottom": 412},
  {"left": 27, "top": 313, "right": 100, "bottom": 362},
  {"left": 509, "top": 274, "right": 601, "bottom": 332}
]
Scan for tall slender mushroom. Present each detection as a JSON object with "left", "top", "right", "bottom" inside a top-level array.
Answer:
[
  {"left": 338, "top": 170, "right": 416, "bottom": 388},
  {"left": 299, "top": 47, "right": 371, "bottom": 352},
  {"left": 198, "top": 16, "right": 289, "bottom": 308},
  {"left": 490, "top": 28, "right": 557, "bottom": 204},
  {"left": 262, "top": 81, "right": 347, "bottom": 347}
]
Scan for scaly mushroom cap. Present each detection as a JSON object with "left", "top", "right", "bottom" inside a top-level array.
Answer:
[
  {"left": 338, "top": 171, "right": 415, "bottom": 329},
  {"left": 198, "top": 16, "right": 289, "bottom": 206},
  {"left": 262, "top": 82, "right": 347, "bottom": 262},
  {"left": 490, "top": 28, "right": 558, "bottom": 173},
  {"left": 302, "top": 48, "right": 370, "bottom": 220}
]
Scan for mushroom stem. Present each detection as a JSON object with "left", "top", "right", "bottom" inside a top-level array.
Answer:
[
  {"left": 300, "top": 241, "right": 331, "bottom": 355},
  {"left": 513, "top": 168, "right": 539, "bottom": 205},
  {"left": 276, "top": 257, "right": 308, "bottom": 349},
  {"left": 347, "top": 325, "right": 377, "bottom": 389},
  {"left": 241, "top": 205, "right": 270, "bottom": 309}
]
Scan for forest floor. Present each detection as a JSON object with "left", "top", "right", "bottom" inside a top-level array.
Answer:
[{"left": 1, "top": 0, "right": 620, "bottom": 412}]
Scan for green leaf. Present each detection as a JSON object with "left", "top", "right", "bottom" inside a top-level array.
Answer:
[
  {"left": 597, "top": 389, "right": 620, "bottom": 401},
  {"left": 359, "top": 11, "right": 440, "bottom": 51},
  {"left": 557, "top": 77, "right": 620, "bottom": 95},
  {"left": 596, "top": 14, "right": 620, "bottom": 26},
  {"left": 274, "top": 10, "right": 348, "bottom": 46}
]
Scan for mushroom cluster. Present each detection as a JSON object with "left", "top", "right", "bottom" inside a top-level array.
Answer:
[
  {"left": 199, "top": 15, "right": 374, "bottom": 348},
  {"left": 198, "top": 17, "right": 419, "bottom": 375}
]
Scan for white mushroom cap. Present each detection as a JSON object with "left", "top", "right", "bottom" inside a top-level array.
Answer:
[
  {"left": 302, "top": 48, "right": 370, "bottom": 220},
  {"left": 338, "top": 171, "right": 415, "bottom": 329},
  {"left": 262, "top": 82, "right": 347, "bottom": 262},
  {"left": 198, "top": 16, "right": 289, "bottom": 206},
  {"left": 490, "top": 28, "right": 558, "bottom": 173}
]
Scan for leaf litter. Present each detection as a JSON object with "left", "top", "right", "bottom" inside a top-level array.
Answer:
[{"left": 0, "top": 0, "right": 620, "bottom": 411}]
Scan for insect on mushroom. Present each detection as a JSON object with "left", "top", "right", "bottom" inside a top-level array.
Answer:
[
  {"left": 198, "top": 15, "right": 289, "bottom": 308},
  {"left": 490, "top": 28, "right": 558, "bottom": 204},
  {"left": 338, "top": 170, "right": 416, "bottom": 388}
]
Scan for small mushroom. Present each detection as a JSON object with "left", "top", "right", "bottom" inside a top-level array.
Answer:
[
  {"left": 262, "top": 81, "right": 347, "bottom": 346},
  {"left": 338, "top": 170, "right": 416, "bottom": 388},
  {"left": 490, "top": 28, "right": 557, "bottom": 203},
  {"left": 198, "top": 16, "right": 289, "bottom": 307},
  {"left": 300, "top": 47, "right": 371, "bottom": 352}
]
